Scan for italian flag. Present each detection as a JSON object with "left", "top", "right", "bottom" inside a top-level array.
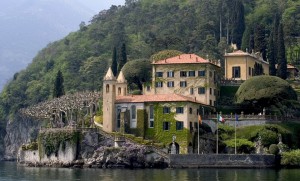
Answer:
[{"left": 218, "top": 114, "right": 225, "bottom": 123}]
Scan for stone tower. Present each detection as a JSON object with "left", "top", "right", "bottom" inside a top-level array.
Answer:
[
  {"left": 116, "top": 71, "right": 127, "bottom": 96},
  {"left": 103, "top": 67, "right": 116, "bottom": 133}
]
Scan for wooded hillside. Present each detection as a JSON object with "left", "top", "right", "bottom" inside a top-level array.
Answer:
[{"left": 0, "top": 0, "right": 299, "bottom": 119}]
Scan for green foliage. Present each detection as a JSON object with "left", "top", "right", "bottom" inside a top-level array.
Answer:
[
  {"left": 281, "top": 149, "right": 300, "bottom": 167},
  {"left": 122, "top": 59, "right": 152, "bottom": 90},
  {"left": 277, "top": 23, "right": 288, "bottom": 80},
  {"left": 259, "top": 129, "right": 278, "bottom": 147},
  {"left": 21, "top": 142, "right": 38, "bottom": 151},
  {"left": 150, "top": 50, "right": 183, "bottom": 62},
  {"left": 218, "top": 124, "right": 235, "bottom": 140},
  {"left": 269, "top": 144, "right": 279, "bottom": 155},
  {"left": 144, "top": 103, "right": 191, "bottom": 153},
  {"left": 224, "top": 138, "right": 255, "bottom": 154},
  {"left": 112, "top": 47, "right": 118, "bottom": 76},
  {"left": 53, "top": 70, "right": 65, "bottom": 98},
  {"left": 235, "top": 76, "right": 298, "bottom": 112},
  {"left": 118, "top": 43, "right": 127, "bottom": 72},
  {"left": 0, "top": 0, "right": 298, "bottom": 124},
  {"left": 38, "top": 130, "right": 80, "bottom": 158}
]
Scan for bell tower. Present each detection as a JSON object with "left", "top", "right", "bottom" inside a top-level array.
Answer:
[
  {"left": 116, "top": 71, "right": 128, "bottom": 96},
  {"left": 103, "top": 67, "right": 116, "bottom": 133}
]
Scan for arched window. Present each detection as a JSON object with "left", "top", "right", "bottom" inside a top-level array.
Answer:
[
  {"left": 106, "top": 84, "right": 109, "bottom": 93},
  {"left": 118, "top": 87, "right": 121, "bottom": 95}
]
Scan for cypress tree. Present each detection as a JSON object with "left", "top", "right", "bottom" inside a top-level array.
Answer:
[
  {"left": 277, "top": 23, "right": 287, "bottom": 80},
  {"left": 111, "top": 47, "right": 118, "bottom": 76},
  {"left": 230, "top": 0, "right": 245, "bottom": 50},
  {"left": 53, "top": 70, "right": 64, "bottom": 98},
  {"left": 267, "top": 32, "right": 276, "bottom": 76},
  {"left": 118, "top": 43, "right": 127, "bottom": 72},
  {"left": 254, "top": 24, "right": 267, "bottom": 60}
]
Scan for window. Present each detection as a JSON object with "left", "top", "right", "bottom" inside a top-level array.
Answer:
[
  {"left": 210, "top": 100, "right": 212, "bottom": 106},
  {"left": 198, "top": 70, "right": 206, "bottom": 77},
  {"left": 131, "top": 105, "right": 136, "bottom": 119},
  {"left": 117, "top": 107, "right": 121, "bottom": 128},
  {"left": 209, "top": 71, "right": 213, "bottom": 77},
  {"left": 167, "top": 81, "right": 174, "bottom": 87},
  {"left": 194, "top": 122, "right": 198, "bottom": 130},
  {"left": 190, "top": 122, "right": 193, "bottom": 132},
  {"left": 198, "top": 87, "right": 205, "bottom": 94},
  {"left": 130, "top": 105, "right": 137, "bottom": 128},
  {"left": 232, "top": 66, "right": 241, "bottom": 78},
  {"left": 167, "top": 71, "right": 174, "bottom": 77},
  {"left": 190, "top": 88, "right": 194, "bottom": 95},
  {"left": 149, "top": 105, "right": 154, "bottom": 128},
  {"left": 176, "top": 107, "right": 184, "bottom": 114},
  {"left": 188, "top": 71, "right": 195, "bottom": 77},
  {"left": 163, "top": 121, "right": 170, "bottom": 131},
  {"left": 209, "top": 88, "right": 212, "bottom": 95},
  {"left": 214, "top": 89, "right": 217, "bottom": 96},
  {"left": 163, "top": 106, "right": 170, "bottom": 114},
  {"left": 176, "top": 121, "right": 184, "bottom": 130},
  {"left": 189, "top": 107, "right": 193, "bottom": 114},
  {"left": 118, "top": 87, "right": 121, "bottom": 95},
  {"left": 180, "top": 71, "right": 187, "bottom": 77},
  {"left": 249, "top": 67, "right": 251, "bottom": 76},
  {"left": 180, "top": 81, "right": 187, "bottom": 87},
  {"left": 146, "top": 86, "right": 151, "bottom": 91},
  {"left": 155, "top": 82, "right": 163, "bottom": 87},
  {"left": 156, "top": 72, "right": 163, "bottom": 77}
]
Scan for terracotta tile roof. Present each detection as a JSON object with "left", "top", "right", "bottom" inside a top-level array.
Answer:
[
  {"left": 152, "top": 54, "right": 210, "bottom": 65},
  {"left": 116, "top": 94, "right": 205, "bottom": 104},
  {"left": 287, "top": 64, "right": 299, "bottom": 71}
]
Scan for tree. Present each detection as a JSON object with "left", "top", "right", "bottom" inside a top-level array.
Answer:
[
  {"left": 230, "top": 0, "right": 245, "bottom": 50},
  {"left": 111, "top": 47, "right": 118, "bottom": 76},
  {"left": 277, "top": 23, "right": 287, "bottom": 80},
  {"left": 118, "top": 43, "right": 127, "bottom": 72},
  {"left": 122, "top": 59, "right": 152, "bottom": 90},
  {"left": 235, "top": 75, "right": 298, "bottom": 115},
  {"left": 267, "top": 32, "right": 276, "bottom": 76},
  {"left": 254, "top": 24, "right": 267, "bottom": 60},
  {"left": 53, "top": 70, "right": 65, "bottom": 98}
]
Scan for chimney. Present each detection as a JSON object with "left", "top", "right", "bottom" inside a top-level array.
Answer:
[
  {"left": 179, "top": 55, "right": 181, "bottom": 59},
  {"left": 196, "top": 57, "right": 198, "bottom": 62}
]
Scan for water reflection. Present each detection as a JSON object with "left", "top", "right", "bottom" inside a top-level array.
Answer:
[{"left": 0, "top": 162, "right": 300, "bottom": 181}]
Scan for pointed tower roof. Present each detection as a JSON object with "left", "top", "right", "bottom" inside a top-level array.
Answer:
[
  {"left": 103, "top": 67, "right": 116, "bottom": 80},
  {"left": 117, "top": 71, "right": 127, "bottom": 83}
]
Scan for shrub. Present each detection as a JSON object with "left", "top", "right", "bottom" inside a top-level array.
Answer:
[
  {"left": 224, "top": 138, "right": 255, "bottom": 154},
  {"left": 281, "top": 149, "right": 300, "bottom": 166},
  {"left": 269, "top": 144, "right": 279, "bottom": 155},
  {"left": 259, "top": 129, "right": 278, "bottom": 147}
]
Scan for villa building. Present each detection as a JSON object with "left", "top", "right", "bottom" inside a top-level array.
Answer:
[
  {"left": 224, "top": 50, "right": 269, "bottom": 80},
  {"left": 102, "top": 54, "right": 221, "bottom": 154}
]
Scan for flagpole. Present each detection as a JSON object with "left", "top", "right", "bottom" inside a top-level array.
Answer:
[
  {"left": 198, "top": 112, "right": 200, "bottom": 155},
  {"left": 235, "top": 113, "right": 237, "bottom": 154},
  {"left": 216, "top": 113, "right": 218, "bottom": 155}
]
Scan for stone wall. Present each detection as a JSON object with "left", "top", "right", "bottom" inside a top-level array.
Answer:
[{"left": 169, "top": 154, "right": 276, "bottom": 168}]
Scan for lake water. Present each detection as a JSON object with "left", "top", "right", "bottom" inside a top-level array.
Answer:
[{"left": 1, "top": 162, "right": 300, "bottom": 181}]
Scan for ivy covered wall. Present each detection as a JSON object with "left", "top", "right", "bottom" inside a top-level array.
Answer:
[
  {"left": 144, "top": 102, "right": 193, "bottom": 154},
  {"left": 38, "top": 129, "right": 81, "bottom": 159}
]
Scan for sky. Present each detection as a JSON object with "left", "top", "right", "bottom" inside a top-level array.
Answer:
[
  {"left": 83, "top": 0, "right": 126, "bottom": 13},
  {"left": 0, "top": 0, "right": 126, "bottom": 90}
]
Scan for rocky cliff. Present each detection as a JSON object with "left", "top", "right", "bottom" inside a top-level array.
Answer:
[
  {"left": 3, "top": 115, "right": 41, "bottom": 160},
  {"left": 18, "top": 129, "right": 168, "bottom": 168}
]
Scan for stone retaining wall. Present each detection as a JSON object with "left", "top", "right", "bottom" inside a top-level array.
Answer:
[{"left": 169, "top": 154, "right": 276, "bottom": 168}]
